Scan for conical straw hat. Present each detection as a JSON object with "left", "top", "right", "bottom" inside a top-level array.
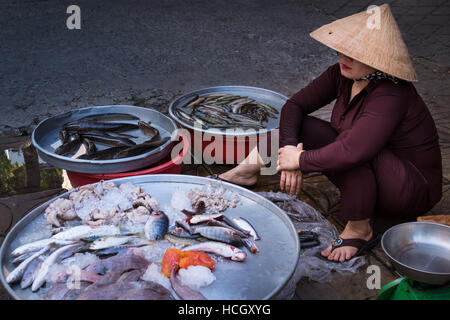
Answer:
[{"left": 310, "top": 4, "right": 418, "bottom": 81}]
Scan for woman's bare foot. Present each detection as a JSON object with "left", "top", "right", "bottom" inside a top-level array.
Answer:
[
  {"left": 321, "top": 219, "right": 373, "bottom": 262},
  {"left": 216, "top": 166, "right": 258, "bottom": 186},
  {"left": 209, "top": 146, "right": 264, "bottom": 186}
]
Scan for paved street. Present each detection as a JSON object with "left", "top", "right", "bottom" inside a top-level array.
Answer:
[{"left": 1, "top": 0, "right": 449, "bottom": 300}]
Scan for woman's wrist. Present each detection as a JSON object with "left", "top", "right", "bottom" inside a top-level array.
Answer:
[{"left": 297, "top": 150, "right": 305, "bottom": 169}]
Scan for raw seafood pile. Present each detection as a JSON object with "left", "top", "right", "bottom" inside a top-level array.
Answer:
[
  {"left": 174, "top": 93, "right": 279, "bottom": 130},
  {"left": 55, "top": 112, "right": 169, "bottom": 159},
  {"left": 5, "top": 181, "right": 261, "bottom": 300},
  {"left": 44, "top": 181, "right": 158, "bottom": 227}
]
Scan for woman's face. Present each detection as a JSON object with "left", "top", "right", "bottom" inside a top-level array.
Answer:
[{"left": 337, "top": 52, "right": 376, "bottom": 80}]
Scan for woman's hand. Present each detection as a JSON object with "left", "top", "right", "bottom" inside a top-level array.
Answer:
[
  {"left": 277, "top": 143, "right": 304, "bottom": 171},
  {"left": 280, "top": 169, "right": 303, "bottom": 197}
]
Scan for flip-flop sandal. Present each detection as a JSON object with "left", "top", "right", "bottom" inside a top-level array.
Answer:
[
  {"left": 316, "top": 234, "right": 379, "bottom": 263},
  {"left": 209, "top": 174, "right": 256, "bottom": 189}
]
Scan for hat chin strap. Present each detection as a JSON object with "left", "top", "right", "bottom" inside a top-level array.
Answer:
[{"left": 356, "top": 70, "right": 400, "bottom": 84}]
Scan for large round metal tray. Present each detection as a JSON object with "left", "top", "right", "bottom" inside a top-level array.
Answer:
[
  {"left": 0, "top": 174, "right": 300, "bottom": 300},
  {"left": 169, "top": 86, "right": 288, "bottom": 137},
  {"left": 32, "top": 105, "right": 178, "bottom": 174}
]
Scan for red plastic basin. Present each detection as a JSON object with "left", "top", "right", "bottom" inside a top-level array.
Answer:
[
  {"left": 187, "top": 128, "right": 274, "bottom": 165},
  {"left": 67, "top": 132, "right": 189, "bottom": 187}
]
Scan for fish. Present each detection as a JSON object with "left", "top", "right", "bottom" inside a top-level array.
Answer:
[
  {"left": 112, "top": 137, "right": 170, "bottom": 159},
  {"left": 85, "top": 254, "right": 150, "bottom": 275},
  {"left": 82, "top": 138, "right": 97, "bottom": 155},
  {"left": 77, "top": 146, "right": 128, "bottom": 160},
  {"left": 55, "top": 135, "right": 82, "bottom": 155},
  {"left": 186, "top": 213, "right": 223, "bottom": 225},
  {"left": 44, "top": 282, "right": 91, "bottom": 300},
  {"left": 31, "top": 243, "right": 81, "bottom": 291},
  {"left": 117, "top": 285, "right": 174, "bottom": 300},
  {"left": 182, "top": 241, "right": 246, "bottom": 261},
  {"left": 10, "top": 238, "right": 75, "bottom": 258},
  {"left": 170, "top": 266, "right": 207, "bottom": 300},
  {"left": 6, "top": 246, "right": 50, "bottom": 285},
  {"left": 257, "top": 102, "right": 279, "bottom": 115},
  {"left": 242, "top": 237, "right": 259, "bottom": 254},
  {"left": 11, "top": 252, "right": 34, "bottom": 265},
  {"left": 63, "top": 121, "right": 138, "bottom": 133},
  {"left": 183, "top": 96, "right": 206, "bottom": 109},
  {"left": 230, "top": 217, "right": 260, "bottom": 240},
  {"left": 138, "top": 121, "right": 160, "bottom": 140},
  {"left": 59, "top": 129, "right": 70, "bottom": 144},
  {"left": 205, "top": 219, "right": 249, "bottom": 239},
  {"left": 144, "top": 211, "right": 169, "bottom": 241},
  {"left": 175, "top": 93, "right": 278, "bottom": 131},
  {"left": 190, "top": 226, "right": 244, "bottom": 246},
  {"left": 53, "top": 269, "right": 103, "bottom": 284},
  {"left": 164, "top": 233, "right": 201, "bottom": 247},
  {"left": 89, "top": 236, "right": 133, "bottom": 251},
  {"left": 80, "top": 132, "right": 136, "bottom": 147},
  {"left": 51, "top": 225, "right": 121, "bottom": 241},
  {"left": 20, "top": 255, "right": 48, "bottom": 289},
  {"left": 167, "top": 227, "right": 201, "bottom": 239},
  {"left": 220, "top": 215, "right": 251, "bottom": 237}
]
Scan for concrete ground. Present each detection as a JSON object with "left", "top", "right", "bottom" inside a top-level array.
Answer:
[{"left": 1, "top": 0, "right": 449, "bottom": 300}]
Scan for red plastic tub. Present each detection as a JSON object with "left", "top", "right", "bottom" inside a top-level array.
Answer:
[
  {"left": 186, "top": 128, "right": 274, "bottom": 165},
  {"left": 67, "top": 132, "right": 189, "bottom": 187}
]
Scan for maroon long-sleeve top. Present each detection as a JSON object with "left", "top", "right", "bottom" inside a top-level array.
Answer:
[{"left": 280, "top": 63, "right": 442, "bottom": 205}]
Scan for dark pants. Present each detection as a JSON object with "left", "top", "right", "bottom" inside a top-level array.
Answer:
[{"left": 298, "top": 116, "right": 431, "bottom": 223}]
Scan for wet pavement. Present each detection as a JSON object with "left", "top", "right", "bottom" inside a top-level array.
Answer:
[{"left": 1, "top": 0, "right": 449, "bottom": 300}]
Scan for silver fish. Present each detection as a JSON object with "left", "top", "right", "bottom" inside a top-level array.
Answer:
[
  {"left": 144, "top": 211, "right": 169, "bottom": 241},
  {"left": 51, "top": 225, "right": 121, "bottom": 241},
  {"left": 89, "top": 236, "right": 133, "bottom": 251},
  {"left": 31, "top": 244, "right": 81, "bottom": 291},
  {"left": 232, "top": 217, "right": 260, "bottom": 240},
  {"left": 182, "top": 241, "right": 246, "bottom": 261},
  {"left": 20, "top": 255, "right": 47, "bottom": 289},
  {"left": 191, "top": 226, "right": 243, "bottom": 246},
  {"left": 187, "top": 213, "right": 223, "bottom": 225},
  {"left": 10, "top": 239, "right": 74, "bottom": 258},
  {"left": 6, "top": 246, "right": 50, "bottom": 284}
]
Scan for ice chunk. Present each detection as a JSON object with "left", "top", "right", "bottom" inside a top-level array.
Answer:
[
  {"left": 141, "top": 263, "right": 171, "bottom": 290},
  {"left": 178, "top": 265, "right": 216, "bottom": 289}
]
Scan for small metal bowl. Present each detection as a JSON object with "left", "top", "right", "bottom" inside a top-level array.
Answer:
[{"left": 381, "top": 222, "right": 450, "bottom": 285}]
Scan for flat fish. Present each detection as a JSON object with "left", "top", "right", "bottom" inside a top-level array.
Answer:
[
  {"left": 44, "top": 282, "right": 91, "bottom": 300},
  {"left": 117, "top": 282, "right": 174, "bottom": 300},
  {"left": 85, "top": 254, "right": 150, "bottom": 275},
  {"left": 77, "top": 269, "right": 144, "bottom": 300},
  {"left": 144, "top": 211, "right": 169, "bottom": 241}
]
